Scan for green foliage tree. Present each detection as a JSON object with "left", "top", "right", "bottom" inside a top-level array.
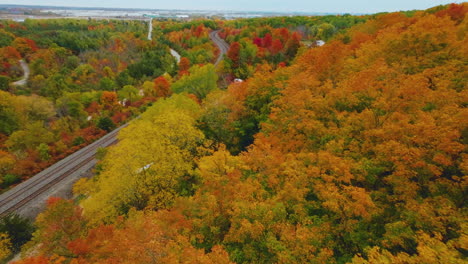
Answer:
[
  {"left": 16, "top": 95, "right": 55, "bottom": 122},
  {"left": 0, "top": 29, "right": 14, "bottom": 47},
  {"left": 96, "top": 116, "right": 116, "bottom": 132},
  {"left": 41, "top": 73, "right": 69, "bottom": 100},
  {"left": 119, "top": 85, "right": 140, "bottom": 102},
  {"left": 0, "top": 76, "right": 10, "bottom": 91},
  {"left": 0, "top": 214, "right": 34, "bottom": 253},
  {"left": 116, "top": 70, "right": 134, "bottom": 88},
  {"left": 312, "top": 23, "right": 337, "bottom": 40},
  {"left": 5, "top": 122, "right": 54, "bottom": 153},
  {"left": 56, "top": 93, "right": 87, "bottom": 122},
  {"left": 127, "top": 49, "right": 176, "bottom": 79},
  {"left": 37, "top": 143, "right": 51, "bottom": 161},
  {"left": 64, "top": 55, "right": 80, "bottom": 70},
  {"left": 171, "top": 64, "right": 218, "bottom": 99},
  {"left": 99, "top": 77, "right": 116, "bottom": 91}
]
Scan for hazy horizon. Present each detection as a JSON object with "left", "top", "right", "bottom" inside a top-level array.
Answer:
[{"left": 0, "top": 0, "right": 461, "bottom": 14}]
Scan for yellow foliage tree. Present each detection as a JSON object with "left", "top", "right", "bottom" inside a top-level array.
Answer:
[
  {"left": 0, "top": 233, "right": 12, "bottom": 261},
  {"left": 80, "top": 94, "right": 205, "bottom": 224}
]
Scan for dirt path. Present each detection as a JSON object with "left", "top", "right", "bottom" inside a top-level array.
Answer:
[{"left": 12, "top": 59, "right": 29, "bottom": 86}]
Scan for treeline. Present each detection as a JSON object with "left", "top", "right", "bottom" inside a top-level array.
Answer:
[
  {"left": 3, "top": 3, "right": 468, "bottom": 264},
  {"left": 223, "top": 14, "right": 368, "bottom": 40},
  {"left": 216, "top": 14, "right": 369, "bottom": 81},
  {"left": 158, "top": 15, "right": 368, "bottom": 82}
]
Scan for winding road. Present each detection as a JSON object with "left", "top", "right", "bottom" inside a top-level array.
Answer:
[
  {"left": 210, "top": 30, "right": 230, "bottom": 66},
  {"left": 147, "top": 18, "right": 181, "bottom": 63},
  {"left": 0, "top": 124, "right": 128, "bottom": 219},
  {"left": 12, "top": 59, "right": 30, "bottom": 86}
]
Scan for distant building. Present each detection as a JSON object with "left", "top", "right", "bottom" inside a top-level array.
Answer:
[
  {"left": 315, "top": 40, "right": 326, "bottom": 47},
  {"left": 234, "top": 78, "right": 243, "bottom": 83}
]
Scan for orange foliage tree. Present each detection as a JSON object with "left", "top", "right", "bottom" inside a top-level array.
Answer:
[{"left": 153, "top": 76, "right": 171, "bottom": 98}]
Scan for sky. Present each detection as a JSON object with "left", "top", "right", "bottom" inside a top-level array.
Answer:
[{"left": 0, "top": 0, "right": 460, "bottom": 13}]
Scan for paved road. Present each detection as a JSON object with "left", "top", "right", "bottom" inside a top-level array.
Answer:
[
  {"left": 147, "top": 18, "right": 181, "bottom": 63},
  {"left": 147, "top": 18, "right": 152, "bottom": 40},
  {"left": 170, "top": 49, "right": 181, "bottom": 63},
  {"left": 0, "top": 124, "right": 128, "bottom": 219},
  {"left": 12, "top": 59, "right": 29, "bottom": 86},
  {"left": 210, "top": 30, "right": 230, "bottom": 66}
]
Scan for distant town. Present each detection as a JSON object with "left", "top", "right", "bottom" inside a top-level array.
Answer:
[{"left": 0, "top": 4, "right": 338, "bottom": 21}]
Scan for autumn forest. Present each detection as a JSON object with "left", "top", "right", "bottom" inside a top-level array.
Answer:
[{"left": 0, "top": 2, "right": 467, "bottom": 264}]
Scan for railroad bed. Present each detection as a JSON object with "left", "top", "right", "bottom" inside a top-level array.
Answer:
[{"left": 0, "top": 123, "right": 128, "bottom": 219}]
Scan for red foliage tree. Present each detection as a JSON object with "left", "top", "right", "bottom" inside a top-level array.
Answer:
[
  {"left": 178, "top": 57, "right": 191, "bottom": 74},
  {"left": 153, "top": 76, "right": 171, "bottom": 98},
  {"left": 262, "top": 33, "right": 273, "bottom": 48},
  {"left": 276, "top": 27, "right": 290, "bottom": 42},
  {"left": 12, "top": 37, "right": 38, "bottom": 56},
  {"left": 227, "top": 42, "right": 241, "bottom": 67},
  {"left": 285, "top": 32, "right": 301, "bottom": 57},
  {"left": 435, "top": 3, "right": 468, "bottom": 23},
  {"left": 194, "top": 25, "right": 204, "bottom": 38},
  {"left": 111, "top": 111, "right": 129, "bottom": 124},
  {"left": 0, "top": 46, "right": 21, "bottom": 60},
  {"left": 85, "top": 101, "right": 101, "bottom": 114},
  {"left": 79, "top": 125, "right": 106, "bottom": 142},
  {"left": 253, "top": 37, "right": 262, "bottom": 47},
  {"left": 270, "top": 39, "right": 284, "bottom": 54}
]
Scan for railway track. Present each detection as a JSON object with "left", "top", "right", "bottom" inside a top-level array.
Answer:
[{"left": 0, "top": 124, "right": 126, "bottom": 218}]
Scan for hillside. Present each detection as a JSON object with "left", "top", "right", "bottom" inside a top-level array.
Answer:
[{"left": 1, "top": 3, "right": 467, "bottom": 264}]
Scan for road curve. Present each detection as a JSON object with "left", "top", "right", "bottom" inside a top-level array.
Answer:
[
  {"left": 147, "top": 18, "right": 181, "bottom": 63},
  {"left": 170, "top": 49, "right": 181, "bottom": 63},
  {"left": 12, "top": 59, "right": 29, "bottom": 86},
  {"left": 0, "top": 123, "right": 128, "bottom": 219},
  {"left": 210, "top": 30, "right": 230, "bottom": 66}
]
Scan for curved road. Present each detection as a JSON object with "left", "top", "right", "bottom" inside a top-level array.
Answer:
[
  {"left": 12, "top": 59, "right": 29, "bottom": 86},
  {"left": 210, "top": 30, "right": 230, "bottom": 66},
  {"left": 147, "top": 18, "right": 181, "bottom": 63},
  {"left": 170, "top": 49, "right": 181, "bottom": 63},
  {"left": 0, "top": 123, "right": 128, "bottom": 219}
]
